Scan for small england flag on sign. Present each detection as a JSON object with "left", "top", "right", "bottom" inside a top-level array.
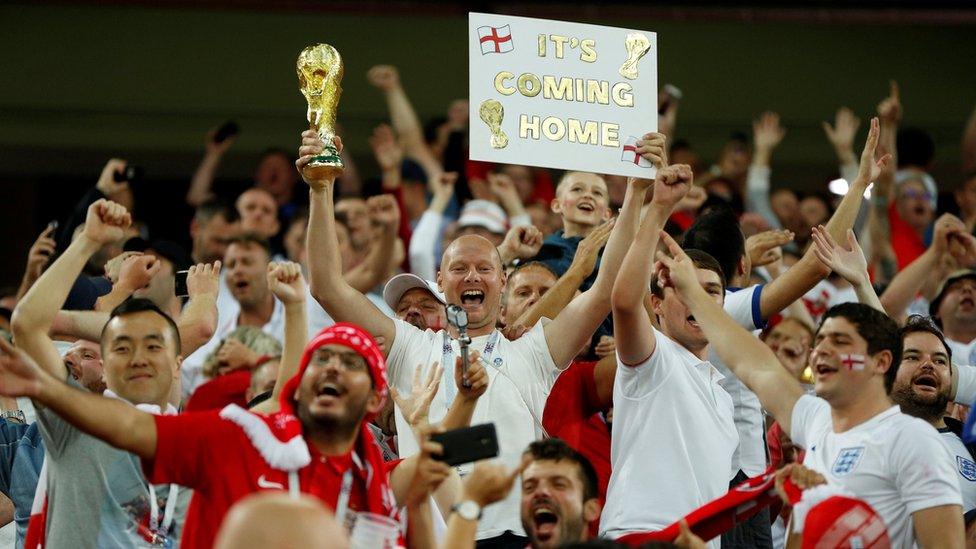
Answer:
[
  {"left": 478, "top": 25, "right": 514, "bottom": 54},
  {"left": 621, "top": 136, "right": 652, "bottom": 168}
]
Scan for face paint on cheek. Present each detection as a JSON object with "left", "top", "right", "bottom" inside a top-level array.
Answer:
[{"left": 839, "top": 353, "right": 866, "bottom": 371}]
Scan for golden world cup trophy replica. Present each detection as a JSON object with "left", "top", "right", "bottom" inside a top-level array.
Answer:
[
  {"left": 479, "top": 99, "right": 509, "bottom": 149},
  {"left": 297, "top": 43, "right": 344, "bottom": 181},
  {"left": 618, "top": 33, "right": 651, "bottom": 80}
]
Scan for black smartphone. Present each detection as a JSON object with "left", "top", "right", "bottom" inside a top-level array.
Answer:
[
  {"left": 213, "top": 121, "right": 240, "bottom": 143},
  {"left": 174, "top": 270, "right": 189, "bottom": 298},
  {"left": 430, "top": 423, "right": 499, "bottom": 466}
]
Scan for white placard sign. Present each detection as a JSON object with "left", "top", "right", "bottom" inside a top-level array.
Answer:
[{"left": 468, "top": 12, "right": 658, "bottom": 178}]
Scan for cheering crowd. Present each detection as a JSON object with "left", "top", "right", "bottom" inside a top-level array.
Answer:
[{"left": 1, "top": 61, "right": 976, "bottom": 549}]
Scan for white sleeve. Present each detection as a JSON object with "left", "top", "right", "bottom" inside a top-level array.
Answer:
[
  {"left": 745, "top": 165, "right": 783, "bottom": 230},
  {"left": 724, "top": 284, "right": 765, "bottom": 331},
  {"left": 409, "top": 210, "right": 443, "bottom": 281},
  {"left": 891, "top": 423, "right": 963, "bottom": 513},
  {"left": 615, "top": 327, "right": 676, "bottom": 400},
  {"left": 956, "top": 364, "right": 976, "bottom": 405},
  {"left": 789, "top": 394, "right": 830, "bottom": 449}
]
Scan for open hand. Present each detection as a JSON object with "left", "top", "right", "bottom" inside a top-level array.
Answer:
[
  {"left": 390, "top": 362, "right": 442, "bottom": 429},
  {"left": 570, "top": 219, "right": 613, "bottom": 277},
  {"left": 822, "top": 107, "right": 861, "bottom": 155},
  {"left": 753, "top": 111, "right": 786, "bottom": 152},
  {"left": 810, "top": 226, "right": 868, "bottom": 285},
  {"left": 855, "top": 117, "right": 891, "bottom": 186}
]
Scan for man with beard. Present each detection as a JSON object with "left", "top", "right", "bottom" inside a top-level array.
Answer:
[
  {"left": 518, "top": 439, "right": 601, "bottom": 548},
  {"left": 0, "top": 319, "right": 446, "bottom": 549},
  {"left": 892, "top": 315, "right": 976, "bottom": 513}
]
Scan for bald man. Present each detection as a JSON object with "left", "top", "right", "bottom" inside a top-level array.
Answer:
[
  {"left": 214, "top": 493, "right": 347, "bottom": 549},
  {"left": 298, "top": 129, "right": 671, "bottom": 545}
]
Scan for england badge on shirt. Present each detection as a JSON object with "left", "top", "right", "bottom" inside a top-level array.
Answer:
[
  {"left": 832, "top": 447, "right": 865, "bottom": 476},
  {"left": 958, "top": 456, "right": 976, "bottom": 482}
]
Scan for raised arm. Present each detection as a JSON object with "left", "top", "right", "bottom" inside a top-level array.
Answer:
[
  {"left": 95, "top": 253, "right": 161, "bottom": 312},
  {"left": 758, "top": 117, "right": 890, "bottom": 319},
  {"left": 252, "top": 262, "right": 307, "bottom": 414},
  {"left": 299, "top": 131, "right": 396, "bottom": 348},
  {"left": 510, "top": 220, "right": 612, "bottom": 330},
  {"left": 12, "top": 200, "right": 131, "bottom": 377},
  {"left": 187, "top": 127, "right": 235, "bottom": 207},
  {"left": 822, "top": 107, "right": 861, "bottom": 181},
  {"left": 880, "top": 214, "right": 962, "bottom": 322},
  {"left": 15, "top": 225, "right": 57, "bottom": 301},
  {"left": 367, "top": 65, "right": 443, "bottom": 182},
  {"left": 344, "top": 194, "right": 400, "bottom": 293},
  {"left": 746, "top": 111, "right": 786, "bottom": 229},
  {"left": 544, "top": 133, "right": 666, "bottom": 368},
  {"left": 408, "top": 172, "right": 455, "bottom": 281},
  {"left": 611, "top": 164, "right": 692, "bottom": 365},
  {"left": 0, "top": 338, "right": 157, "bottom": 458},
  {"left": 178, "top": 262, "right": 221, "bottom": 356},
  {"left": 659, "top": 231, "right": 804, "bottom": 433}
]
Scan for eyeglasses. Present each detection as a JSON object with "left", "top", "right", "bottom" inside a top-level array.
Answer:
[
  {"left": 899, "top": 189, "right": 932, "bottom": 201},
  {"left": 311, "top": 348, "right": 368, "bottom": 372}
]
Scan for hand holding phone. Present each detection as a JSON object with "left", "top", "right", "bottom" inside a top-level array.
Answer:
[
  {"left": 174, "top": 270, "right": 189, "bottom": 298},
  {"left": 430, "top": 423, "right": 499, "bottom": 466}
]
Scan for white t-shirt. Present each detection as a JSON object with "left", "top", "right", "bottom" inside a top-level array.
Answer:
[
  {"left": 386, "top": 318, "right": 562, "bottom": 540},
  {"left": 938, "top": 429, "right": 976, "bottom": 512},
  {"left": 180, "top": 290, "right": 335, "bottom": 399},
  {"left": 712, "top": 284, "right": 768, "bottom": 477},
  {"left": 948, "top": 337, "right": 976, "bottom": 374},
  {"left": 601, "top": 327, "right": 738, "bottom": 547},
  {"left": 791, "top": 394, "right": 962, "bottom": 547}
]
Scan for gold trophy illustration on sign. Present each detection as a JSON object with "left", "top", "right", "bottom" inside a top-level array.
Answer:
[
  {"left": 297, "top": 43, "right": 345, "bottom": 180},
  {"left": 618, "top": 33, "right": 651, "bottom": 80},
  {"left": 479, "top": 99, "right": 509, "bottom": 149}
]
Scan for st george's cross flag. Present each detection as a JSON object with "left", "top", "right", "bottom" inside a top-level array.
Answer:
[{"left": 478, "top": 25, "right": 514, "bottom": 54}]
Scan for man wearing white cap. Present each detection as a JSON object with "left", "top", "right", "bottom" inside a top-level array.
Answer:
[{"left": 383, "top": 273, "right": 447, "bottom": 332}]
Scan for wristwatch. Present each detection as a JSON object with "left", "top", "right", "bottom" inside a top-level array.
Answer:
[
  {"left": 1, "top": 410, "right": 26, "bottom": 424},
  {"left": 451, "top": 500, "right": 482, "bottom": 521}
]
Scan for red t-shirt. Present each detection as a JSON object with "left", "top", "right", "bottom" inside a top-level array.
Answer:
[
  {"left": 888, "top": 202, "right": 927, "bottom": 271},
  {"left": 143, "top": 411, "right": 377, "bottom": 549},
  {"left": 541, "top": 360, "right": 611, "bottom": 535},
  {"left": 183, "top": 370, "right": 251, "bottom": 412}
]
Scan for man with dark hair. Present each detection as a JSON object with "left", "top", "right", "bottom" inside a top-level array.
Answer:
[
  {"left": 658, "top": 223, "right": 964, "bottom": 548},
  {"left": 10, "top": 200, "right": 189, "bottom": 547},
  {"left": 892, "top": 315, "right": 976, "bottom": 514},
  {"left": 680, "top": 119, "right": 891, "bottom": 548},
  {"left": 605, "top": 163, "right": 737, "bottom": 549},
  {"left": 190, "top": 199, "right": 241, "bottom": 265},
  {"left": 519, "top": 438, "right": 601, "bottom": 549}
]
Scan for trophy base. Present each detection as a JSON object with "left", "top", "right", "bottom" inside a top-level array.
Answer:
[{"left": 303, "top": 150, "right": 345, "bottom": 182}]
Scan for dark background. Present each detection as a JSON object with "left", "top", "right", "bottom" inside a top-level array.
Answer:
[{"left": 2, "top": 0, "right": 975, "bottom": 288}]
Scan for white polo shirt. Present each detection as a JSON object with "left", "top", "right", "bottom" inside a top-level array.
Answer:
[
  {"left": 938, "top": 428, "right": 976, "bottom": 512},
  {"left": 386, "top": 318, "right": 562, "bottom": 541},
  {"left": 712, "top": 284, "right": 768, "bottom": 477},
  {"left": 601, "top": 327, "right": 738, "bottom": 547},
  {"left": 791, "top": 394, "right": 962, "bottom": 547}
]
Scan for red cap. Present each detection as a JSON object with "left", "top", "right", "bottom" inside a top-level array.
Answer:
[{"left": 278, "top": 323, "right": 388, "bottom": 422}]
